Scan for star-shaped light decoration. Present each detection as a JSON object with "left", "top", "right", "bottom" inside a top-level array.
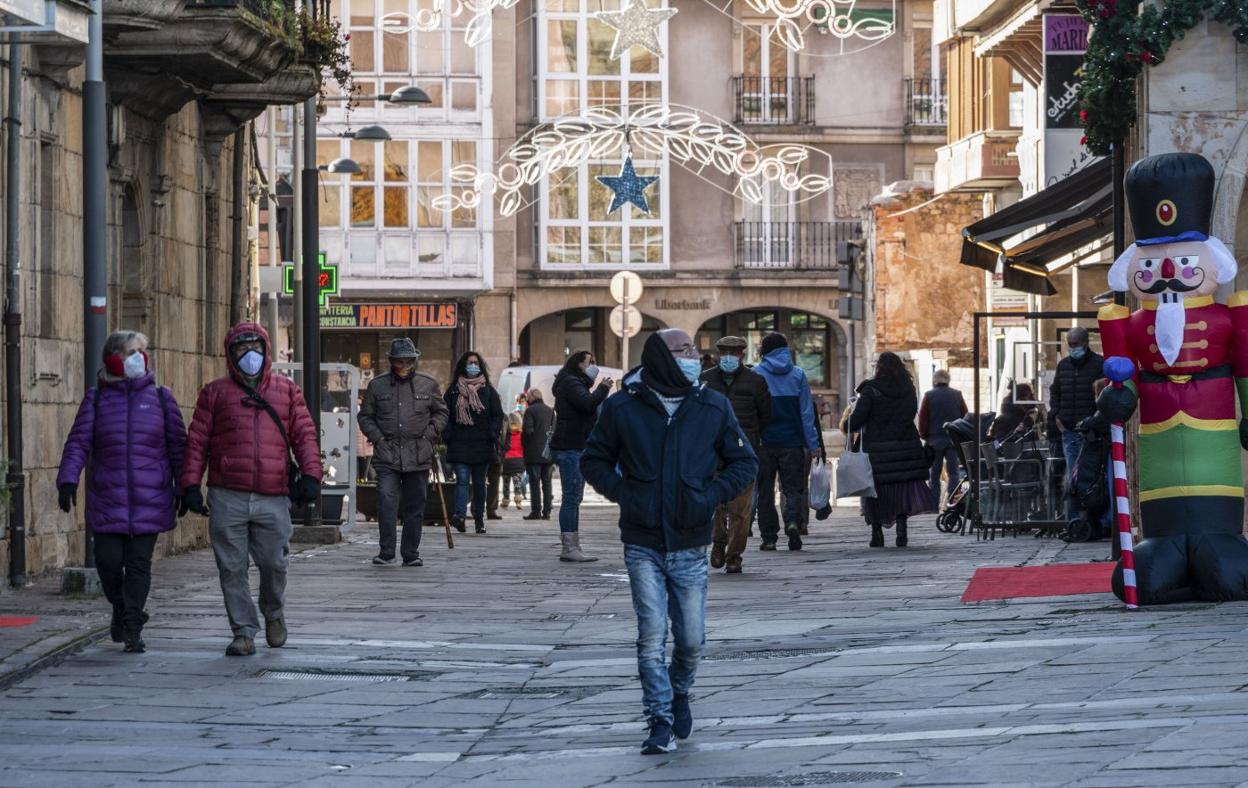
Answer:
[
  {"left": 594, "top": 0, "right": 678, "bottom": 61},
  {"left": 596, "top": 156, "right": 660, "bottom": 215}
]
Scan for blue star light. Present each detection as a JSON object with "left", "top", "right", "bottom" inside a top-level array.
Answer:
[{"left": 596, "top": 156, "right": 660, "bottom": 215}]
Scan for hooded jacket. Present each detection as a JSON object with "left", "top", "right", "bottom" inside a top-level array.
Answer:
[
  {"left": 181, "top": 322, "right": 323, "bottom": 496},
  {"left": 847, "top": 376, "right": 929, "bottom": 485},
  {"left": 550, "top": 368, "right": 612, "bottom": 451},
  {"left": 754, "top": 347, "right": 819, "bottom": 450},
  {"left": 57, "top": 373, "right": 187, "bottom": 536},
  {"left": 581, "top": 368, "right": 758, "bottom": 552}
]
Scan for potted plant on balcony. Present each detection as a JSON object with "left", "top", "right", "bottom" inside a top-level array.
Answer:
[{"left": 297, "top": 8, "right": 353, "bottom": 101}]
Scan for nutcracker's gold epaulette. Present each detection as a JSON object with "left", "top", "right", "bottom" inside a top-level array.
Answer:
[
  {"left": 1098, "top": 303, "right": 1130, "bottom": 321},
  {"left": 1229, "top": 291, "right": 1248, "bottom": 308}
]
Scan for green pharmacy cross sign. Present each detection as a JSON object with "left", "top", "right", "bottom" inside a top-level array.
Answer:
[{"left": 283, "top": 253, "right": 339, "bottom": 306}]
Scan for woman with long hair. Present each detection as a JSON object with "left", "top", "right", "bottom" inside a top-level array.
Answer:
[
  {"left": 847, "top": 352, "right": 936, "bottom": 548},
  {"left": 443, "top": 351, "right": 505, "bottom": 534},
  {"left": 550, "top": 350, "right": 613, "bottom": 562},
  {"left": 57, "top": 331, "right": 187, "bottom": 653}
]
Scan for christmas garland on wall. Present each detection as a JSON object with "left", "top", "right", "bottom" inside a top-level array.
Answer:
[{"left": 1076, "top": 0, "right": 1248, "bottom": 156}]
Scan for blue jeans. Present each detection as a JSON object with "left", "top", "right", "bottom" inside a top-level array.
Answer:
[
  {"left": 624, "top": 544, "right": 708, "bottom": 726},
  {"left": 1061, "top": 430, "right": 1085, "bottom": 520},
  {"left": 554, "top": 449, "right": 585, "bottom": 534},
  {"left": 451, "top": 462, "right": 488, "bottom": 522}
]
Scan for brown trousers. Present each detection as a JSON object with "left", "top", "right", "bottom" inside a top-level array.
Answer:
[{"left": 713, "top": 482, "right": 756, "bottom": 560}]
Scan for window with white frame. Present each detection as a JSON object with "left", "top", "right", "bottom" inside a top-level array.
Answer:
[
  {"left": 739, "top": 181, "right": 795, "bottom": 267},
  {"left": 328, "top": 0, "right": 481, "bottom": 118},
  {"left": 538, "top": 0, "right": 665, "bottom": 120},
  {"left": 740, "top": 23, "right": 795, "bottom": 123},
  {"left": 537, "top": 0, "right": 670, "bottom": 268}
]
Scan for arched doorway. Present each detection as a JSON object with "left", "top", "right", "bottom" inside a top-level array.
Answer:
[
  {"left": 696, "top": 308, "right": 850, "bottom": 418},
  {"left": 520, "top": 307, "right": 665, "bottom": 369}
]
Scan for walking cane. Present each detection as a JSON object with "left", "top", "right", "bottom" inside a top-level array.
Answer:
[
  {"left": 434, "top": 456, "right": 454, "bottom": 549},
  {"left": 1104, "top": 357, "right": 1137, "bottom": 609}
]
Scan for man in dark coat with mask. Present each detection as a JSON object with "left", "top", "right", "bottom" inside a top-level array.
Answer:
[
  {"left": 359, "top": 338, "right": 449, "bottom": 567},
  {"left": 1049, "top": 326, "right": 1104, "bottom": 521},
  {"left": 582, "top": 330, "right": 757, "bottom": 755}
]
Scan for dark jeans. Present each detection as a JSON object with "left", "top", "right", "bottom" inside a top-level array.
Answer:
[
  {"left": 452, "top": 462, "right": 489, "bottom": 522},
  {"left": 928, "top": 444, "right": 959, "bottom": 505},
  {"left": 554, "top": 449, "right": 585, "bottom": 534},
  {"left": 527, "top": 463, "right": 554, "bottom": 516},
  {"left": 377, "top": 467, "right": 428, "bottom": 561},
  {"left": 486, "top": 461, "right": 502, "bottom": 514},
  {"left": 757, "top": 446, "right": 807, "bottom": 541},
  {"left": 93, "top": 532, "right": 158, "bottom": 636}
]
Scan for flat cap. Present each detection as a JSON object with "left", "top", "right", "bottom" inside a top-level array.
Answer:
[{"left": 715, "top": 335, "right": 748, "bottom": 350}]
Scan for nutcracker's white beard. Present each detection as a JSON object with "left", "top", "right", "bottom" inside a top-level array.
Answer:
[{"left": 1155, "top": 291, "right": 1185, "bottom": 367}]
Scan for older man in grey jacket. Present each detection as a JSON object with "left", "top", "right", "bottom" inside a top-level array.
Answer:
[{"left": 359, "top": 338, "right": 449, "bottom": 567}]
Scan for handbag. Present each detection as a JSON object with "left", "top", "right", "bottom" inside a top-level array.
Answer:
[
  {"left": 836, "top": 429, "right": 876, "bottom": 499},
  {"left": 237, "top": 383, "right": 302, "bottom": 499},
  {"left": 540, "top": 427, "right": 555, "bottom": 463}
]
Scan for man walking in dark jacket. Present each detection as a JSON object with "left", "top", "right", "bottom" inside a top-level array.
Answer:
[
  {"left": 918, "top": 369, "right": 968, "bottom": 505},
  {"left": 358, "top": 338, "right": 449, "bottom": 567},
  {"left": 754, "top": 332, "right": 819, "bottom": 551},
  {"left": 700, "top": 336, "right": 771, "bottom": 573},
  {"left": 521, "top": 388, "right": 555, "bottom": 520},
  {"left": 583, "top": 330, "right": 757, "bottom": 755},
  {"left": 1048, "top": 326, "right": 1104, "bottom": 521}
]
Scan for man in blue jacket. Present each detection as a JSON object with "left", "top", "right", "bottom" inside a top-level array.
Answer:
[
  {"left": 754, "top": 332, "right": 820, "bottom": 551},
  {"left": 582, "top": 329, "right": 758, "bottom": 755}
]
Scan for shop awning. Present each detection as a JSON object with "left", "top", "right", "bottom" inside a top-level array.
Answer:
[{"left": 960, "top": 157, "right": 1112, "bottom": 296}]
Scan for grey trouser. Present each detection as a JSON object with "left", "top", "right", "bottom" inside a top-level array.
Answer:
[{"left": 208, "top": 487, "right": 293, "bottom": 639}]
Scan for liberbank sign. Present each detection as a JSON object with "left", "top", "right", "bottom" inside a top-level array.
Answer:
[{"left": 319, "top": 303, "right": 459, "bottom": 330}]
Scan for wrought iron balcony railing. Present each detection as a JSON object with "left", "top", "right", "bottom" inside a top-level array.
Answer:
[
  {"left": 731, "top": 76, "right": 815, "bottom": 126},
  {"left": 733, "top": 220, "right": 861, "bottom": 270},
  {"left": 905, "top": 77, "right": 948, "bottom": 127}
]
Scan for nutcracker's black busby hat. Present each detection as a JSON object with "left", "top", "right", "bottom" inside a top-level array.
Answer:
[{"left": 1125, "top": 152, "right": 1214, "bottom": 246}]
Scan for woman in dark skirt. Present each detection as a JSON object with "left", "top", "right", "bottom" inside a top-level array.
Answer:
[{"left": 847, "top": 352, "right": 936, "bottom": 547}]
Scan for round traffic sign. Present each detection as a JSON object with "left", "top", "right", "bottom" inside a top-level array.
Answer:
[
  {"left": 609, "top": 304, "right": 642, "bottom": 338},
  {"left": 610, "top": 270, "right": 643, "bottom": 304}
]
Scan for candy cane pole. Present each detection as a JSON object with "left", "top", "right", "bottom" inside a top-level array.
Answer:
[{"left": 1104, "top": 357, "right": 1137, "bottom": 610}]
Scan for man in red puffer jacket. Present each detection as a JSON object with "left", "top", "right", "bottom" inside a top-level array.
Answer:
[{"left": 181, "top": 323, "right": 323, "bottom": 657}]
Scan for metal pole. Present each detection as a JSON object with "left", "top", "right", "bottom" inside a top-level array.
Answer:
[
  {"left": 291, "top": 103, "right": 303, "bottom": 363},
  {"left": 82, "top": 0, "right": 107, "bottom": 569},
  {"left": 620, "top": 279, "right": 630, "bottom": 369},
  {"left": 5, "top": 42, "right": 26, "bottom": 587},
  {"left": 265, "top": 108, "right": 280, "bottom": 343},
  {"left": 300, "top": 0, "right": 322, "bottom": 525},
  {"left": 972, "top": 312, "right": 981, "bottom": 536},
  {"left": 229, "top": 128, "right": 246, "bottom": 325}
]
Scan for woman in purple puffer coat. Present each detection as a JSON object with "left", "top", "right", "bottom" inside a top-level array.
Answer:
[{"left": 57, "top": 331, "right": 187, "bottom": 653}]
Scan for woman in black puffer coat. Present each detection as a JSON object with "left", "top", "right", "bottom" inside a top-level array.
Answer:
[{"left": 847, "top": 352, "right": 936, "bottom": 548}]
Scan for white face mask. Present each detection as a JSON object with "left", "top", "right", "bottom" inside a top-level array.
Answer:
[
  {"left": 238, "top": 350, "right": 265, "bottom": 377},
  {"left": 584, "top": 364, "right": 600, "bottom": 381},
  {"left": 123, "top": 351, "right": 147, "bottom": 379}
]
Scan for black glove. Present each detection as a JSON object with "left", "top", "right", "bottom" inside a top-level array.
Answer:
[
  {"left": 294, "top": 476, "right": 321, "bottom": 506},
  {"left": 1240, "top": 419, "right": 1248, "bottom": 451},
  {"left": 57, "top": 483, "right": 77, "bottom": 513},
  {"left": 181, "top": 486, "right": 209, "bottom": 516},
  {"left": 1097, "top": 385, "right": 1137, "bottom": 423}
]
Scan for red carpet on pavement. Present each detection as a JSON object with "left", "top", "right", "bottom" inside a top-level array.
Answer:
[
  {"left": 0, "top": 616, "right": 38, "bottom": 628},
  {"left": 961, "top": 562, "right": 1115, "bottom": 603}
]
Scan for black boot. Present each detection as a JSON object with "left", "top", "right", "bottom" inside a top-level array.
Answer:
[
  {"left": 869, "top": 523, "right": 884, "bottom": 547},
  {"left": 896, "top": 515, "right": 908, "bottom": 548},
  {"left": 451, "top": 515, "right": 467, "bottom": 533},
  {"left": 475, "top": 517, "right": 487, "bottom": 534}
]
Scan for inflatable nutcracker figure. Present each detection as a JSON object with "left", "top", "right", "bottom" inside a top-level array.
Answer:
[{"left": 1098, "top": 152, "right": 1248, "bottom": 603}]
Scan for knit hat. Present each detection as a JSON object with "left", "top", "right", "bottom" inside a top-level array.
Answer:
[{"left": 760, "top": 332, "right": 788, "bottom": 356}]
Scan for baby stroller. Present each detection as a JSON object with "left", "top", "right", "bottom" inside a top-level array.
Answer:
[
  {"left": 1063, "top": 413, "right": 1111, "bottom": 542},
  {"left": 936, "top": 413, "right": 993, "bottom": 534}
]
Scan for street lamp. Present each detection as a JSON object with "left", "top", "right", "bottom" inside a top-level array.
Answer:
[
  {"left": 348, "top": 124, "right": 391, "bottom": 141},
  {"left": 326, "top": 158, "right": 362, "bottom": 174}
]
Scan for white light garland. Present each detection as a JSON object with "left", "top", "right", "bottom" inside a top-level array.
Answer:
[
  {"left": 429, "top": 103, "right": 834, "bottom": 218},
  {"left": 379, "top": 0, "right": 518, "bottom": 47}
]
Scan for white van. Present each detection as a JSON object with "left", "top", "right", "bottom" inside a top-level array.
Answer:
[{"left": 497, "top": 365, "right": 624, "bottom": 412}]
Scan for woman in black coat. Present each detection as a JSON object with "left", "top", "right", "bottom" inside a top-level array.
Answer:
[
  {"left": 521, "top": 388, "right": 556, "bottom": 520},
  {"left": 847, "top": 352, "right": 936, "bottom": 548},
  {"left": 549, "top": 351, "right": 612, "bottom": 558},
  {"left": 444, "top": 351, "right": 505, "bottom": 534}
]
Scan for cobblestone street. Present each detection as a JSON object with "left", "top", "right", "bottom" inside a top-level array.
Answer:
[{"left": 3, "top": 497, "right": 1248, "bottom": 786}]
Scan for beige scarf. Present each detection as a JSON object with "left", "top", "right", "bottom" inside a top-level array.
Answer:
[{"left": 456, "top": 375, "right": 487, "bottom": 425}]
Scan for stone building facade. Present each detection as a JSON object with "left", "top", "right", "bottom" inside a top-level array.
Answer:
[{"left": 0, "top": 2, "right": 319, "bottom": 581}]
